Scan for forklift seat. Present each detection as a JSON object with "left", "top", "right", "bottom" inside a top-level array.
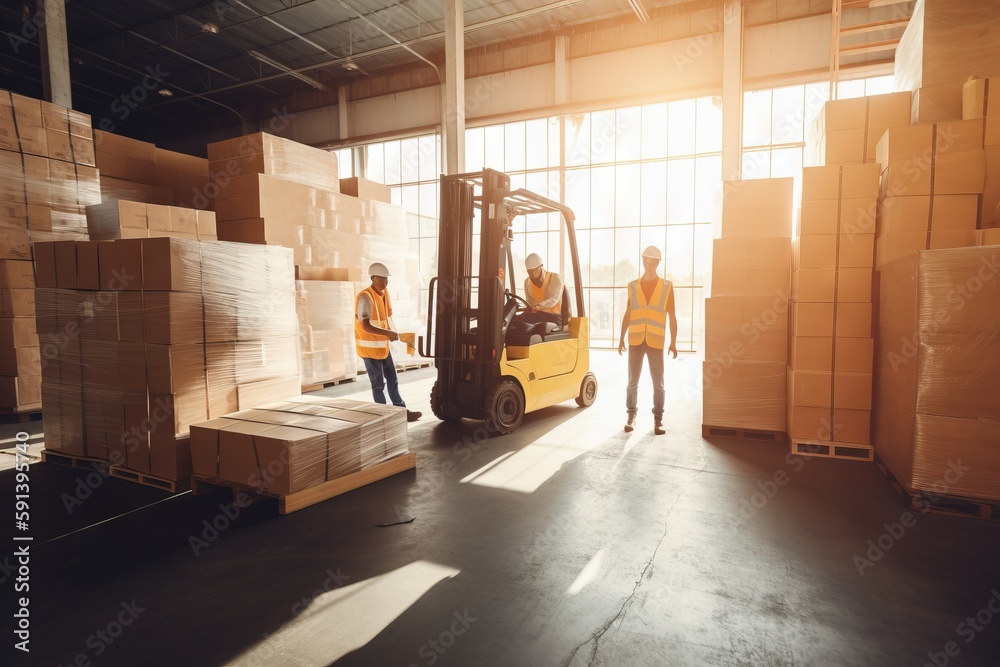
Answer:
[{"left": 505, "top": 286, "right": 573, "bottom": 347}]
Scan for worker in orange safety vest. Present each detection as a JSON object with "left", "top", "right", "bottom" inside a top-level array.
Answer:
[
  {"left": 355, "top": 262, "right": 421, "bottom": 422},
  {"left": 517, "top": 252, "right": 564, "bottom": 328},
  {"left": 618, "top": 246, "right": 677, "bottom": 435}
]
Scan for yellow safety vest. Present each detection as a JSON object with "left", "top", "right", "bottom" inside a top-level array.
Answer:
[
  {"left": 628, "top": 278, "right": 672, "bottom": 349},
  {"left": 354, "top": 286, "right": 393, "bottom": 360},
  {"left": 527, "top": 272, "right": 561, "bottom": 315}
]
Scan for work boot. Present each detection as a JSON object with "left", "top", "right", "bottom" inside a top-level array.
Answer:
[
  {"left": 407, "top": 410, "right": 422, "bottom": 422},
  {"left": 654, "top": 420, "right": 665, "bottom": 436},
  {"left": 624, "top": 414, "right": 636, "bottom": 432}
]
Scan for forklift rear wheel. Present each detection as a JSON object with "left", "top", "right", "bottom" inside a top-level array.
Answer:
[
  {"left": 484, "top": 379, "right": 524, "bottom": 435},
  {"left": 430, "top": 381, "right": 461, "bottom": 422},
  {"left": 576, "top": 372, "right": 598, "bottom": 407}
]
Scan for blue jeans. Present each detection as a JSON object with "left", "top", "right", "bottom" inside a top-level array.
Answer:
[{"left": 362, "top": 353, "right": 406, "bottom": 407}]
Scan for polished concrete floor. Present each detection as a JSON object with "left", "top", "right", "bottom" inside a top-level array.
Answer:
[{"left": 3, "top": 350, "right": 1000, "bottom": 667}]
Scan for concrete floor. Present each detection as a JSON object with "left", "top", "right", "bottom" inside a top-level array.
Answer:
[{"left": 3, "top": 350, "right": 1000, "bottom": 667}]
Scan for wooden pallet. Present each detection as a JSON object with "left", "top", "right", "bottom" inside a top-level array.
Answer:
[
  {"left": 790, "top": 439, "right": 874, "bottom": 462},
  {"left": 357, "top": 361, "right": 433, "bottom": 377},
  {"left": 108, "top": 466, "right": 190, "bottom": 493},
  {"left": 191, "top": 451, "right": 417, "bottom": 515},
  {"left": 302, "top": 376, "right": 358, "bottom": 393},
  {"left": 701, "top": 424, "right": 785, "bottom": 444},
  {"left": 41, "top": 450, "right": 109, "bottom": 470},
  {"left": 875, "top": 456, "right": 1000, "bottom": 521},
  {"left": 0, "top": 406, "right": 42, "bottom": 424}
]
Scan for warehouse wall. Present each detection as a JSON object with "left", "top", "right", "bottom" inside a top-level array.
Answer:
[{"left": 163, "top": 4, "right": 902, "bottom": 155}]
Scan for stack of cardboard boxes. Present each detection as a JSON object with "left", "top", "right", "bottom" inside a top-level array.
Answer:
[
  {"left": 702, "top": 178, "right": 792, "bottom": 435},
  {"left": 963, "top": 76, "right": 1000, "bottom": 231},
  {"left": 0, "top": 89, "right": 99, "bottom": 411},
  {"left": 875, "top": 246, "right": 1000, "bottom": 502},
  {"left": 94, "top": 130, "right": 210, "bottom": 209},
  {"left": 86, "top": 200, "right": 217, "bottom": 241},
  {"left": 806, "top": 92, "right": 912, "bottom": 167},
  {"left": 34, "top": 238, "right": 301, "bottom": 481},
  {"left": 210, "top": 133, "right": 421, "bottom": 383},
  {"left": 894, "top": 0, "right": 1000, "bottom": 124},
  {"left": 191, "top": 396, "right": 408, "bottom": 496},
  {"left": 874, "top": 119, "right": 986, "bottom": 267},
  {"left": 787, "top": 164, "right": 881, "bottom": 453}
]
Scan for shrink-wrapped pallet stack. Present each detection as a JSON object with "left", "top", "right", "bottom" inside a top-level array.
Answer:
[
  {"left": 34, "top": 238, "right": 301, "bottom": 481},
  {"left": 209, "top": 133, "right": 422, "bottom": 385},
  {"left": 1, "top": 89, "right": 99, "bottom": 412},
  {"left": 875, "top": 246, "right": 1000, "bottom": 502},
  {"left": 787, "top": 164, "right": 880, "bottom": 457},
  {"left": 702, "top": 178, "right": 792, "bottom": 436}
]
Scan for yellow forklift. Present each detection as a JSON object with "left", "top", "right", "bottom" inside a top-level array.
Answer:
[{"left": 418, "top": 168, "right": 597, "bottom": 435}]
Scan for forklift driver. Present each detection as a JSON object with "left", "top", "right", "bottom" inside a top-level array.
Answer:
[{"left": 516, "top": 253, "right": 563, "bottom": 329}]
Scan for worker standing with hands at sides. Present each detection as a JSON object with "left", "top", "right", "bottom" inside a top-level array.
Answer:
[
  {"left": 355, "top": 262, "right": 422, "bottom": 422},
  {"left": 618, "top": 246, "right": 678, "bottom": 435},
  {"left": 519, "top": 253, "right": 564, "bottom": 328}
]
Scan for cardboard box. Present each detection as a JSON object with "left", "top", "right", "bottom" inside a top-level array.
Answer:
[
  {"left": 723, "top": 178, "right": 793, "bottom": 211},
  {"left": 831, "top": 408, "right": 870, "bottom": 444},
  {"left": 721, "top": 207, "right": 793, "bottom": 238},
  {"left": 933, "top": 150, "right": 986, "bottom": 195},
  {"left": 711, "top": 238, "right": 791, "bottom": 271},
  {"left": 0, "top": 317, "right": 36, "bottom": 348},
  {"left": 217, "top": 421, "right": 327, "bottom": 494},
  {"left": 787, "top": 405, "right": 837, "bottom": 441},
  {"left": 711, "top": 269, "right": 791, "bottom": 298},
  {"left": 150, "top": 434, "right": 193, "bottom": 481},
  {"left": 935, "top": 119, "right": 985, "bottom": 155},
  {"left": 789, "top": 336, "right": 833, "bottom": 372},
  {"left": 0, "top": 288, "right": 35, "bottom": 318},
  {"left": 117, "top": 292, "right": 145, "bottom": 342},
  {"left": 146, "top": 204, "right": 171, "bottom": 232},
  {"left": 141, "top": 237, "right": 203, "bottom": 292},
  {"left": 837, "top": 233, "right": 875, "bottom": 268},
  {"left": 0, "top": 373, "right": 41, "bottom": 409},
  {"left": 145, "top": 343, "right": 207, "bottom": 394},
  {"left": 802, "top": 164, "right": 880, "bottom": 201},
  {"left": 836, "top": 302, "right": 873, "bottom": 338},
  {"left": 815, "top": 97, "right": 868, "bottom": 133},
  {"left": 339, "top": 177, "right": 391, "bottom": 204},
  {"left": 876, "top": 125, "right": 934, "bottom": 171},
  {"left": 149, "top": 390, "right": 208, "bottom": 436},
  {"left": 799, "top": 201, "right": 839, "bottom": 236},
  {"left": 877, "top": 232, "right": 926, "bottom": 269},
  {"left": 0, "top": 346, "right": 40, "bottom": 376},
  {"left": 114, "top": 239, "right": 143, "bottom": 291},
  {"left": 170, "top": 207, "right": 198, "bottom": 235},
  {"left": 790, "top": 302, "right": 834, "bottom": 338},
  {"left": 118, "top": 341, "right": 146, "bottom": 392},
  {"left": 820, "top": 129, "right": 866, "bottom": 165},
  {"left": 701, "top": 360, "right": 786, "bottom": 431},
  {"left": 836, "top": 268, "right": 873, "bottom": 303},
  {"left": 787, "top": 370, "right": 831, "bottom": 408},
  {"left": 833, "top": 372, "right": 872, "bottom": 410},
  {"left": 53, "top": 241, "right": 78, "bottom": 289},
  {"left": 980, "top": 228, "right": 1000, "bottom": 246},
  {"left": 142, "top": 292, "right": 204, "bottom": 344},
  {"left": 911, "top": 84, "right": 964, "bottom": 125},
  {"left": 704, "top": 297, "right": 788, "bottom": 364},
  {"left": 928, "top": 229, "right": 978, "bottom": 250},
  {"left": 880, "top": 196, "right": 931, "bottom": 234},
  {"left": 0, "top": 260, "right": 34, "bottom": 289},
  {"left": 76, "top": 241, "right": 101, "bottom": 290},
  {"left": 792, "top": 269, "right": 835, "bottom": 302},
  {"left": 796, "top": 236, "right": 837, "bottom": 269},
  {"left": 236, "top": 376, "right": 301, "bottom": 410},
  {"left": 834, "top": 337, "right": 874, "bottom": 374}
]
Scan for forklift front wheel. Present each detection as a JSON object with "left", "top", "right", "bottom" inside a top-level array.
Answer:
[
  {"left": 576, "top": 372, "right": 598, "bottom": 407},
  {"left": 485, "top": 379, "right": 524, "bottom": 435}
]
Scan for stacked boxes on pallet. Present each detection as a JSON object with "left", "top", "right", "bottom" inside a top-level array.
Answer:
[
  {"left": 209, "top": 133, "right": 422, "bottom": 384},
  {"left": 94, "top": 130, "right": 210, "bottom": 209},
  {"left": 806, "top": 92, "right": 912, "bottom": 167},
  {"left": 0, "top": 89, "right": 98, "bottom": 411},
  {"left": 85, "top": 200, "right": 217, "bottom": 241},
  {"left": 191, "top": 395, "right": 408, "bottom": 496},
  {"left": 874, "top": 119, "right": 986, "bottom": 268},
  {"left": 787, "top": 164, "right": 881, "bottom": 452},
  {"left": 34, "top": 238, "right": 300, "bottom": 480},
  {"left": 875, "top": 246, "right": 1000, "bottom": 501},
  {"left": 702, "top": 178, "right": 792, "bottom": 435}
]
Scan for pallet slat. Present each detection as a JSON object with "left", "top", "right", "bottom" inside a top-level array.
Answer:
[
  {"left": 108, "top": 466, "right": 189, "bottom": 493},
  {"left": 192, "top": 452, "right": 416, "bottom": 515},
  {"left": 702, "top": 424, "right": 785, "bottom": 444},
  {"left": 791, "top": 439, "right": 873, "bottom": 462},
  {"left": 41, "top": 450, "right": 108, "bottom": 469},
  {"left": 875, "top": 456, "right": 999, "bottom": 522},
  {"left": 302, "top": 376, "right": 358, "bottom": 393}
]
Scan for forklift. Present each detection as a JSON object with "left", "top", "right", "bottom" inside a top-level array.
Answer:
[{"left": 418, "top": 168, "right": 597, "bottom": 435}]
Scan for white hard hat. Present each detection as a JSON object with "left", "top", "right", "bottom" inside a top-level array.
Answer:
[
  {"left": 525, "top": 253, "right": 544, "bottom": 270},
  {"left": 642, "top": 246, "right": 662, "bottom": 260},
  {"left": 368, "top": 262, "right": 390, "bottom": 278}
]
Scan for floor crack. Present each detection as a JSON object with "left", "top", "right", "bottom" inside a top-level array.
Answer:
[{"left": 565, "top": 466, "right": 708, "bottom": 666}]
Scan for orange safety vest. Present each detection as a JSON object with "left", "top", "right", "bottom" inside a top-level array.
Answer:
[
  {"left": 527, "top": 272, "right": 561, "bottom": 315},
  {"left": 628, "top": 278, "right": 672, "bottom": 349},
  {"left": 354, "top": 286, "right": 393, "bottom": 360}
]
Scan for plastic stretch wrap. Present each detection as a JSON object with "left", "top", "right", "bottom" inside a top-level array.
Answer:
[
  {"left": 875, "top": 246, "right": 1000, "bottom": 501},
  {"left": 701, "top": 361, "right": 786, "bottom": 431},
  {"left": 34, "top": 239, "right": 301, "bottom": 478},
  {"left": 207, "top": 132, "right": 339, "bottom": 193},
  {"left": 296, "top": 280, "right": 357, "bottom": 385},
  {"left": 1, "top": 89, "right": 95, "bottom": 264},
  {"left": 894, "top": 0, "right": 1000, "bottom": 94},
  {"left": 190, "top": 395, "right": 408, "bottom": 495},
  {"left": 86, "top": 200, "right": 217, "bottom": 241}
]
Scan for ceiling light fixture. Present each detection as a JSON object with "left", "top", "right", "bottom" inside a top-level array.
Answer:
[
  {"left": 249, "top": 50, "right": 331, "bottom": 91},
  {"left": 201, "top": 22, "right": 220, "bottom": 34},
  {"left": 627, "top": 0, "right": 650, "bottom": 24},
  {"left": 72, "top": 56, "right": 85, "bottom": 65},
  {"left": 158, "top": 88, "right": 174, "bottom": 97},
  {"left": 342, "top": 60, "right": 360, "bottom": 71}
]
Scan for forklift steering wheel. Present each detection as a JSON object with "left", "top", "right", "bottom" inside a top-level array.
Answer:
[{"left": 505, "top": 290, "right": 532, "bottom": 312}]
